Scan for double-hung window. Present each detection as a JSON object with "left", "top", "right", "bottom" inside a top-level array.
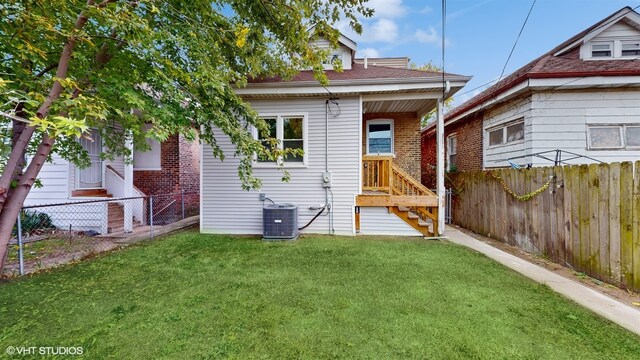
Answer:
[
  {"left": 591, "top": 42, "right": 613, "bottom": 58},
  {"left": 622, "top": 41, "right": 640, "bottom": 57},
  {"left": 256, "top": 114, "right": 307, "bottom": 165},
  {"left": 447, "top": 135, "right": 457, "bottom": 171}
]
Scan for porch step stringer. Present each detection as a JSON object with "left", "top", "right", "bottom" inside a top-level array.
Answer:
[{"left": 390, "top": 206, "right": 434, "bottom": 237}]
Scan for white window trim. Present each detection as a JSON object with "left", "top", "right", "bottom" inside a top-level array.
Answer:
[
  {"left": 366, "top": 119, "right": 395, "bottom": 156},
  {"left": 486, "top": 119, "right": 525, "bottom": 149},
  {"left": 446, "top": 133, "right": 457, "bottom": 171},
  {"left": 590, "top": 41, "right": 614, "bottom": 59},
  {"left": 252, "top": 113, "right": 308, "bottom": 168},
  {"left": 585, "top": 39, "right": 640, "bottom": 60},
  {"left": 587, "top": 124, "right": 640, "bottom": 150},
  {"left": 621, "top": 40, "right": 640, "bottom": 58}
]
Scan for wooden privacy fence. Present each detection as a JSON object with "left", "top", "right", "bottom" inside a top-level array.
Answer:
[{"left": 450, "top": 161, "right": 640, "bottom": 292}]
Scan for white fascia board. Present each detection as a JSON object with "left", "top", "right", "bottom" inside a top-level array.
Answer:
[
  {"left": 445, "top": 80, "right": 531, "bottom": 127},
  {"left": 234, "top": 79, "right": 469, "bottom": 97},
  {"left": 529, "top": 75, "right": 640, "bottom": 88},
  {"left": 445, "top": 75, "right": 640, "bottom": 127}
]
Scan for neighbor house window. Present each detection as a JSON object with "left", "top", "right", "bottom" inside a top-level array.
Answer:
[
  {"left": 622, "top": 41, "right": 640, "bottom": 57},
  {"left": 366, "top": 119, "right": 394, "bottom": 154},
  {"left": 588, "top": 124, "right": 640, "bottom": 149},
  {"left": 133, "top": 123, "right": 162, "bottom": 170},
  {"left": 591, "top": 42, "right": 613, "bottom": 58},
  {"left": 255, "top": 114, "right": 307, "bottom": 165},
  {"left": 447, "top": 135, "right": 457, "bottom": 171},
  {"left": 488, "top": 120, "right": 525, "bottom": 147},
  {"left": 626, "top": 126, "right": 640, "bottom": 147}
]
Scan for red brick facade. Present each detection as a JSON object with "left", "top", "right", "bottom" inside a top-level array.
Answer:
[
  {"left": 363, "top": 112, "right": 422, "bottom": 180},
  {"left": 421, "top": 113, "right": 483, "bottom": 188},
  {"left": 133, "top": 134, "right": 200, "bottom": 197}
]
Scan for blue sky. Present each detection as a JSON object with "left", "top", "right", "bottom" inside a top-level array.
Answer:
[{"left": 337, "top": 0, "right": 640, "bottom": 105}]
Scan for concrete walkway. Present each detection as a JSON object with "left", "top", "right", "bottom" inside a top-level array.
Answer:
[{"left": 445, "top": 226, "right": 640, "bottom": 336}]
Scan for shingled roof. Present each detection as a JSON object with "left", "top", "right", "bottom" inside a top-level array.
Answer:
[
  {"left": 444, "top": 6, "right": 640, "bottom": 123},
  {"left": 248, "top": 63, "right": 462, "bottom": 85}
]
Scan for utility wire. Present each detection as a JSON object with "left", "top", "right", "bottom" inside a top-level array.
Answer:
[{"left": 497, "top": 0, "right": 537, "bottom": 84}]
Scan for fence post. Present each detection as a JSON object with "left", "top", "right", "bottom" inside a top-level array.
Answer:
[
  {"left": 181, "top": 190, "right": 185, "bottom": 220},
  {"left": 150, "top": 195, "right": 154, "bottom": 240},
  {"left": 16, "top": 210, "right": 24, "bottom": 276}
]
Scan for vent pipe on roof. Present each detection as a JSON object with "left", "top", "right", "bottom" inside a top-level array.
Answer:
[{"left": 364, "top": 57, "right": 368, "bottom": 69}]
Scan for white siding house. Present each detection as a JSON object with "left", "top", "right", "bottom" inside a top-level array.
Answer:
[
  {"left": 201, "top": 31, "right": 470, "bottom": 237},
  {"left": 435, "top": 6, "right": 640, "bottom": 171}
]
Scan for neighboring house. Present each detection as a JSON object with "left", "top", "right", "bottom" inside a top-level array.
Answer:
[
  {"left": 24, "top": 131, "right": 200, "bottom": 234},
  {"left": 200, "top": 31, "right": 470, "bottom": 237},
  {"left": 421, "top": 6, "right": 640, "bottom": 187}
]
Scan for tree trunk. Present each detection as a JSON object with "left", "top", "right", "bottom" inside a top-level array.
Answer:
[
  {"left": 0, "top": 135, "right": 56, "bottom": 269},
  {"left": 0, "top": 1, "right": 97, "bottom": 272}
]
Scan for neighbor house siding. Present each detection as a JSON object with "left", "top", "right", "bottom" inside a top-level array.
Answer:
[
  {"left": 529, "top": 89, "right": 640, "bottom": 165},
  {"left": 24, "top": 155, "right": 71, "bottom": 205},
  {"left": 483, "top": 95, "right": 533, "bottom": 168},
  {"left": 201, "top": 97, "right": 360, "bottom": 235}
]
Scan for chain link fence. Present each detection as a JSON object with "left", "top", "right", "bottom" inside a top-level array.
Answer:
[{"left": 4, "top": 191, "right": 199, "bottom": 277}]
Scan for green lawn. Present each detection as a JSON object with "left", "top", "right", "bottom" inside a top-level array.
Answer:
[{"left": 1, "top": 230, "right": 638, "bottom": 359}]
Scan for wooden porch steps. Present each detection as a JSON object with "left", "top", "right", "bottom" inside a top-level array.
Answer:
[
  {"left": 107, "top": 202, "right": 142, "bottom": 234},
  {"left": 71, "top": 188, "right": 112, "bottom": 198},
  {"left": 357, "top": 155, "right": 440, "bottom": 237}
]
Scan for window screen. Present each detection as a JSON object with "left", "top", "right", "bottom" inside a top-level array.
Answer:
[
  {"left": 489, "top": 129, "right": 503, "bottom": 146},
  {"left": 589, "top": 127, "right": 622, "bottom": 149},
  {"left": 626, "top": 126, "right": 640, "bottom": 147},
  {"left": 506, "top": 122, "right": 524, "bottom": 142}
]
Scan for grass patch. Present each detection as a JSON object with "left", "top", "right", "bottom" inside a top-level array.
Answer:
[{"left": 1, "top": 230, "right": 638, "bottom": 359}]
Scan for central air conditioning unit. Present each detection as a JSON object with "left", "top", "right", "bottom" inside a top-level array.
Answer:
[{"left": 263, "top": 203, "right": 298, "bottom": 240}]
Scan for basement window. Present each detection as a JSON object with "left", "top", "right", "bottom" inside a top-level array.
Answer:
[{"left": 591, "top": 42, "right": 613, "bottom": 58}]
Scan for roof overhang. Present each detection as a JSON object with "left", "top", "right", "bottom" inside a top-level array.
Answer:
[
  {"left": 440, "top": 74, "right": 640, "bottom": 130},
  {"left": 236, "top": 76, "right": 471, "bottom": 118},
  {"left": 235, "top": 76, "right": 470, "bottom": 97}
]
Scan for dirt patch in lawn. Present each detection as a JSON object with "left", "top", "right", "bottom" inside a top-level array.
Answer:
[{"left": 450, "top": 224, "right": 640, "bottom": 310}]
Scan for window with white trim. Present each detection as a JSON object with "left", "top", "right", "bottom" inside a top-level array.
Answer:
[
  {"left": 622, "top": 41, "right": 640, "bottom": 57},
  {"left": 255, "top": 115, "right": 307, "bottom": 165},
  {"left": 366, "top": 119, "right": 394, "bottom": 155},
  {"left": 588, "top": 124, "right": 640, "bottom": 150},
  {"left": 447, "top": 135, "right": 457, "bottom": 171},
  {"left": 591, "top": 42, "right": 613, "bottom": 58},
  {"left": 487, "top": 120, "right": 524, "bottom": 147}
]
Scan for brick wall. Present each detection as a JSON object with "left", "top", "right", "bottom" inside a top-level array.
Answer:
[
  {"left": 134, "top": 134, "right": 200, "bottom": 197},
  {"left": 421, "top": 113, "right": 484, "bottom": 188},
  {"left": 363, "top": 112, "right": 421, "bottom": 180}
]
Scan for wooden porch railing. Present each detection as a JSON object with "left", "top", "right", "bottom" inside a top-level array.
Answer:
[{"left": 362, "top": 155, "right": 394, "bottom": 193}]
